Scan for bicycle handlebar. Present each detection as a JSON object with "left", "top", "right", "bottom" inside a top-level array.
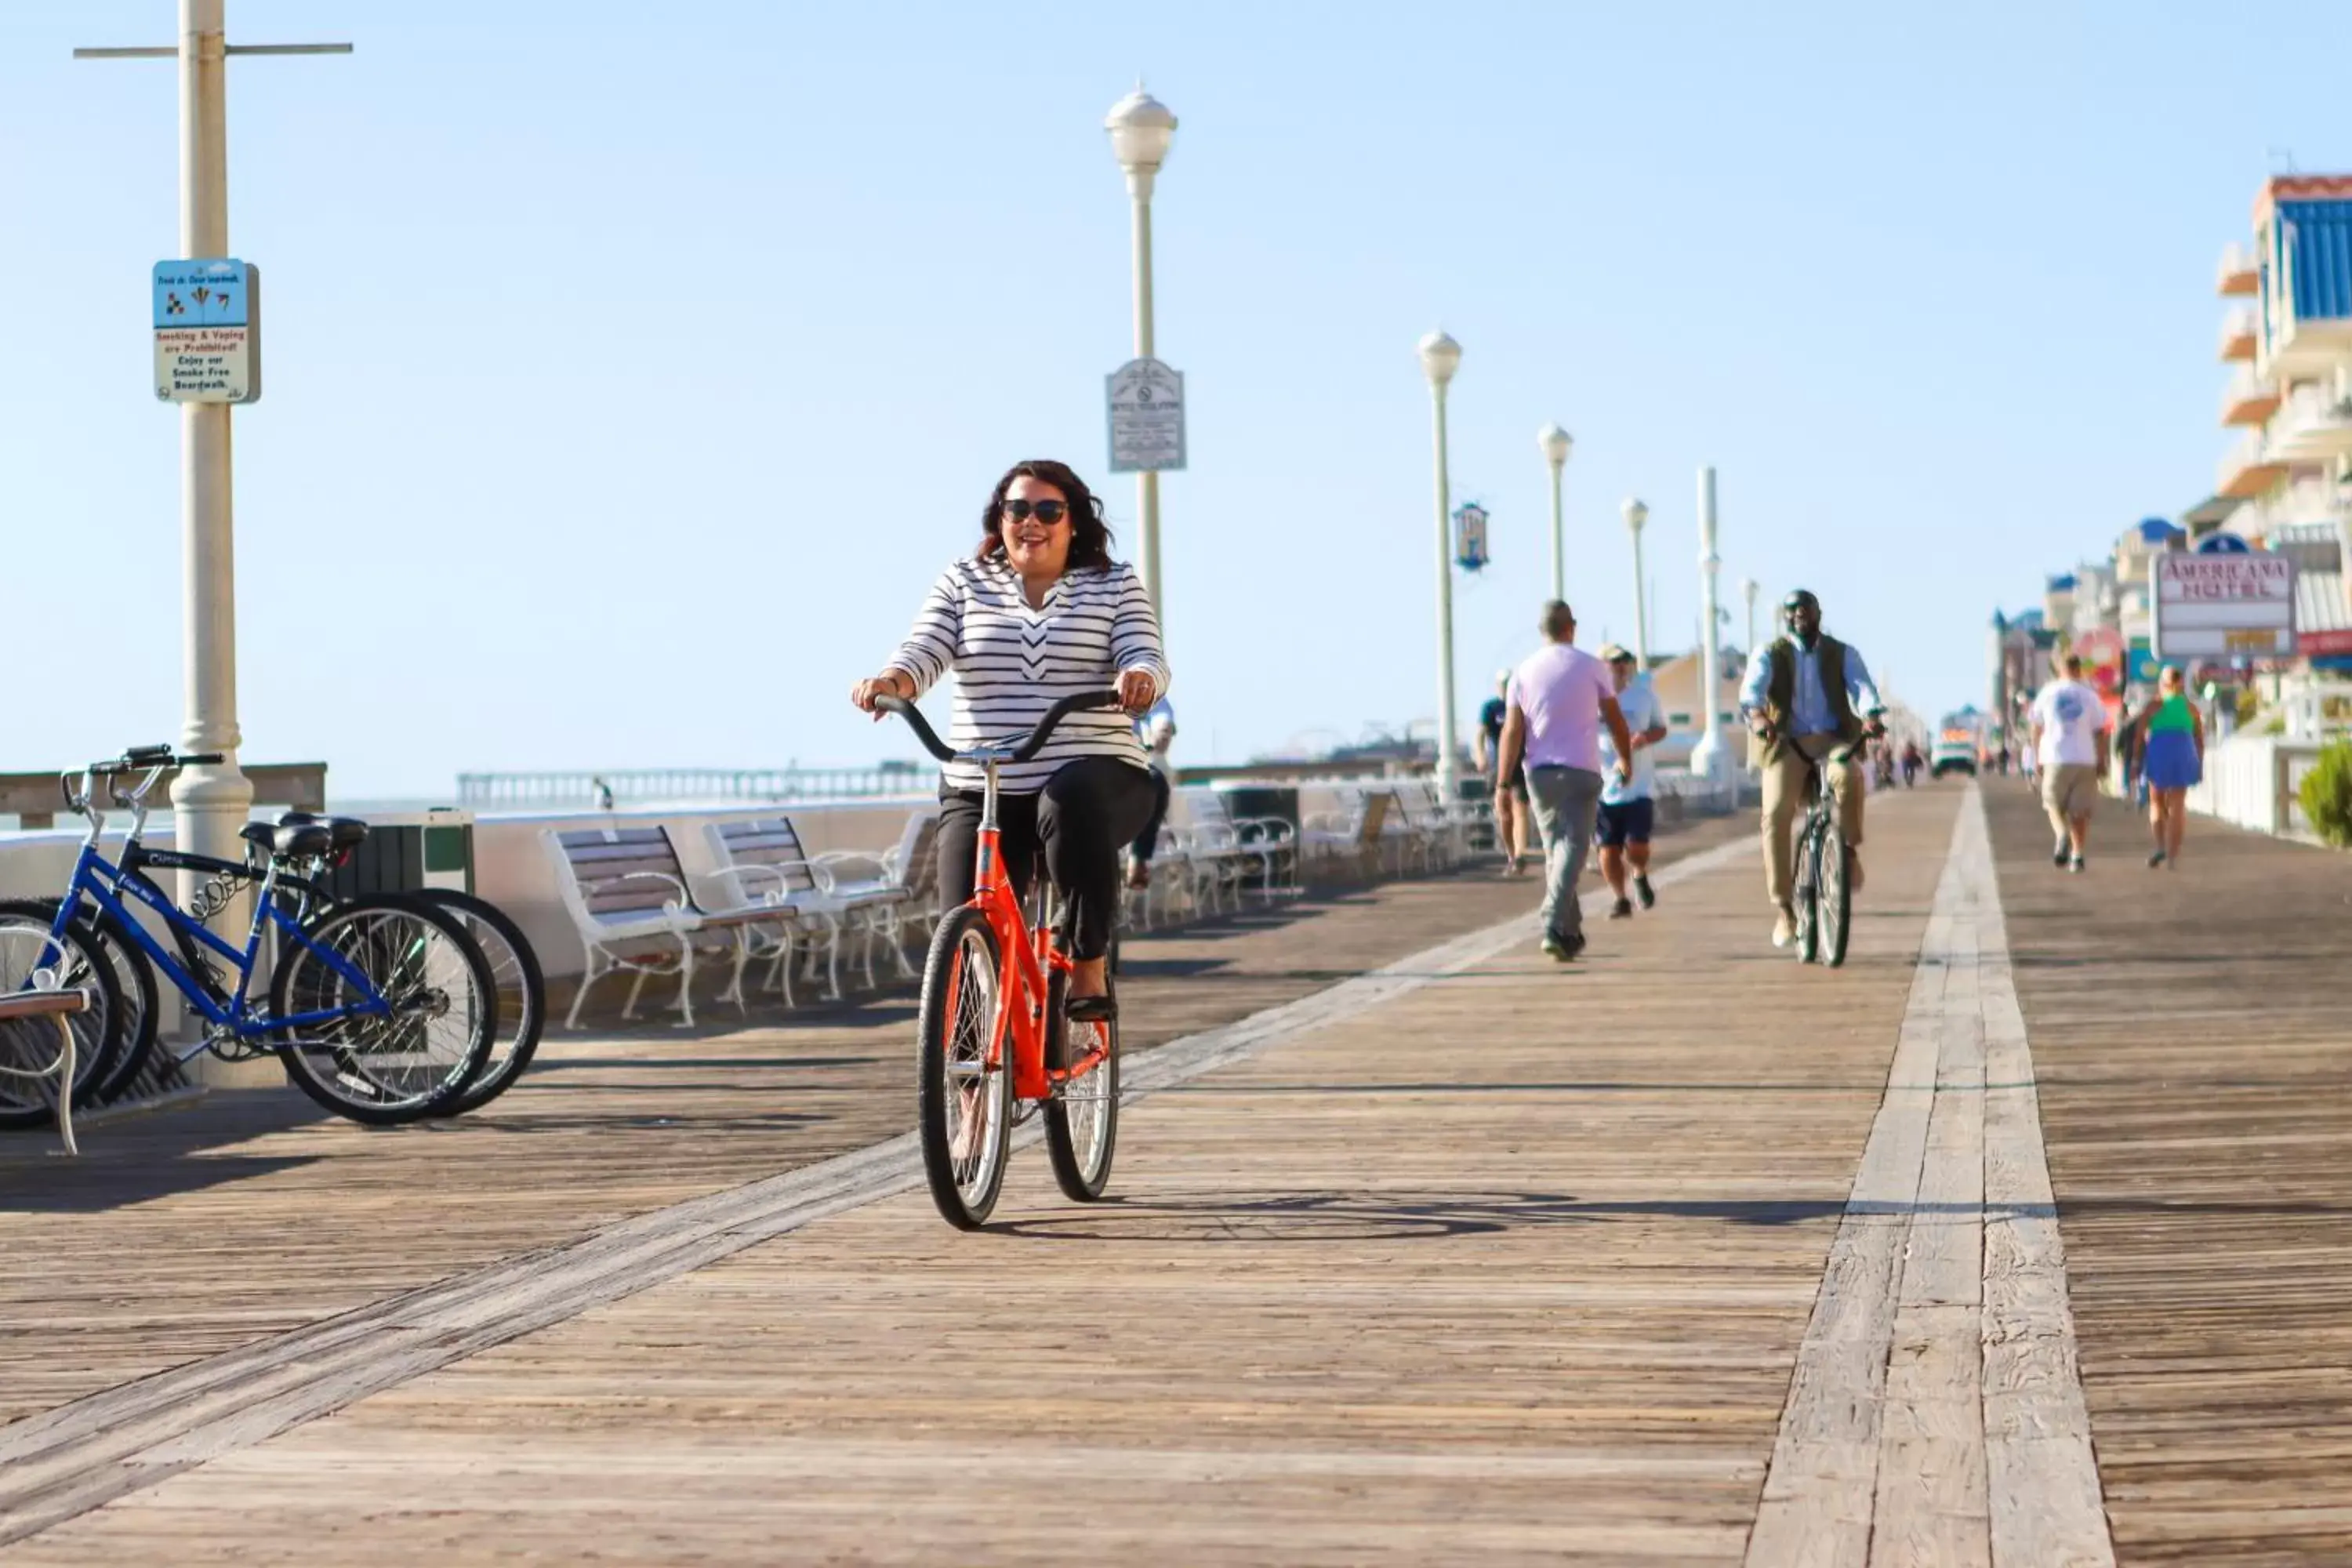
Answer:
[{"left": 874, "top": 690, "right": 1123, "bottom": 764}]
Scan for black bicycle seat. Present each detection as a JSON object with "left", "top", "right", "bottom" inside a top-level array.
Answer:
[{"left": 276, "top": 810, "right": 370, "bottom": 851}]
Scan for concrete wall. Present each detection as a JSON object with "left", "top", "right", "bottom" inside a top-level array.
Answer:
[{"left": 0, "top": 779, "right": 1417, "bottom": 996}]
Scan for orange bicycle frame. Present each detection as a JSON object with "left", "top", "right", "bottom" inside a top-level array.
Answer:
[{"left": 964, "top": 791, "right": 1110, "bottom": 1105}]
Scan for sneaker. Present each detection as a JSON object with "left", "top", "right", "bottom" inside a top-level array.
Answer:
[
  {"left": 1608, "top": 897, "right": 1633, "bottom": 920},
  {"left": 1772, "top": 906, "right": 1797, "bottom": 949},
  {"left": 1634, "top": 873, "right": 1655, "bottom": 909},
  {"left": 2067, "top": 855, "right": 2085, "bottom": 874},
  {"left": 2053, "top": 844, "right": 2070, "bottom": 868},
  {"left": 2147, "top": 849, "right": 2165, "bottom": 869},
  {"left": 1540, "top": 934, "right": 1570, "bottom": 961}
]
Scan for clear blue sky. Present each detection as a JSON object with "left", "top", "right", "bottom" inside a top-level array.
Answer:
[{"left": 3, "top": 2, "right": 2345, "bottom": 796}]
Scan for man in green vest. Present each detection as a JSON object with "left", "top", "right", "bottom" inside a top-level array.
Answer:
[{"left": 1738, "top": 589, "right": 1886, "bottom": 948}]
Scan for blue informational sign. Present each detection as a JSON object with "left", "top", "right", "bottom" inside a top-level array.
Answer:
[
  {"left": 154, "top": 259, "right": 249, "bottom": 328},
  {"left": 1453, "top": 502, "right": 1490, "bottom": 572},
  {"left": 2195, "top": 532, "right": 2252, "bottom": 555}
]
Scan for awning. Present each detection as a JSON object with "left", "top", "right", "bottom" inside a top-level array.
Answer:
[{"left": 2296, "top": 568, "right": 2352, "bottom": 655}]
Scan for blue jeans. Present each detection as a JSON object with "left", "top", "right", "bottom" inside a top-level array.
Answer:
[{"left": 1527, "top": 764, "right": 1604, "bottom": 942}]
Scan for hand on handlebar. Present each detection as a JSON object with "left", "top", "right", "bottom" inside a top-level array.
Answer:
[
  {"left": 1116, "top": 669, "right": 1156, "bottom": 714},
  {"left": 850, "top": 670, "right": 915, "bottom": 718}
]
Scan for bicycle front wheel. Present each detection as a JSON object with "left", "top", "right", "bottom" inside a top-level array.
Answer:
[
  {"left": 1793, "top": 818, "right": 1823, "bottom": 965},
  {"left": 0, "top": 909, "right": 124, "bottom": 1128},
  {"left": 416, "top": 891, "right": 546, "bottom": 1116},
  {"left": 1820, "top": 832, "right": 1853, "bottom": 969},
  {"left": 916, "top": 906, "right": 1011, "bottom": 1230},
  {"left": 271, "top": 895, "right": 496, "bottom": 1125},
  {"left": 1044, "top": 971, "right": 1119, "bottom": 1203}
]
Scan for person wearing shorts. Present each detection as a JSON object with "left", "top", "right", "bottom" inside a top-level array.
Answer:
[
  {"left": 2029, "top": 653, "right": 2111, "bottom": 873},
  {"left": 1595, "top": 644, "right": 1670, "bottom": 919},
  {"left": 1477, "top": 672, "right": 1530, "bottom": 875}
]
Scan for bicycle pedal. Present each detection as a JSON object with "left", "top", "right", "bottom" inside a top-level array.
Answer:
[{"left": 1010, "top": 1100, "right": 1041, "bottom": 1128}]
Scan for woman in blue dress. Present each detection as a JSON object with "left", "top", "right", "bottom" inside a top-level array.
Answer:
[{"left": 2126, "top": 666, "right": 2204, "bottom": 869}]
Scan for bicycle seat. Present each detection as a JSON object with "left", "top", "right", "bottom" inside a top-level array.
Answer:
[{"left": 277, "top": 811, "right": 370, "bottom": 852}]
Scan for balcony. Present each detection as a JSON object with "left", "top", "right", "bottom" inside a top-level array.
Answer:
[
  {"left": 2217, "top": 426, "right": 2289, "bottom": 499},
  {"left": 2267, "top": 384, "right": 2352, "bottom": 463},
  {"left": 2220, "top": 363, "right": 2281, "bottom": 426},
  {"left": 2218, "top": 241, "right": 2259, "bottom": 296},
  {"left": 2220, "top": 307, "right": 2257, "bottom": 362}
]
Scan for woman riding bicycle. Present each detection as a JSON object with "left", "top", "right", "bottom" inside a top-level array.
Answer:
[{"left": 850, "top": 459, "right": 1166, "bottom": 1014}]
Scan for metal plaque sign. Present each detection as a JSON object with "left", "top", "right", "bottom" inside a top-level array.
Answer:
[
  {"left": 154, "top": 258, "right": 261, "bottom": 404},
  {"left": 1105, "top": 357, "right": 1185, "bottom": 473},
  {"left": 2151, "top": 549, "right": 2294, "bottom": 659}
]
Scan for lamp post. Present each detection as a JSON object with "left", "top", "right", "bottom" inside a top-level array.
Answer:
[
  {"left": 1105, "top": 85, "right": 1176, "bottom": 622},
  {"left": 1419, "top": 330, "right": 1462, "bottom": 791},
  {"left": 1688, "top": 467, "right": 1731, "bottom": 786},
  {"left": 1621, "top": 497, "right": 1650, "bottom": 668},
  {"left": 1742, "top": 576, "right": 1760, "bottom": 654},
  {"left": 1537, "top": 423, "right": 1571, "bottom": 603}
]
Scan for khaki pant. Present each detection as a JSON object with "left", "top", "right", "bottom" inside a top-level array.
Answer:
[
  {"left": 1762, "top": 734, "right": 1864, "bottom": 906},
  {"left": 2042, "top": 763, "right": 2097, "bottom": 829}
]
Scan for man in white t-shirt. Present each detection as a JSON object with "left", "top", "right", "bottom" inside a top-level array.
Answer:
[
  {"left": 1495, "top": 601, "right": 1636, "bottom": 962},
  {"left": 1595, "top": 645, "right": 1671, "bottom": 919},
  {"left": 2029, "top": 654, "right": 2112, "bottom": 873}
]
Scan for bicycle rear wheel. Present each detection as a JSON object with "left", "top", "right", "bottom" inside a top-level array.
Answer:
[
  {"left": 0, "top": 909, "right": 124, "bottom": 1127},
  {"left": 1793, "top": 818, "right": 1823, "bottom": 965},
  {"left": 1820, "top": 831, "right": 1853, "bottom": 969},
  {"left": 916, "top": 906, "right": 1011, "bottom": 1230},
  {"left": 271, "top": 895, "right": 496, "bottom": 1125},
  {"left": 82, "top": 909, "right": 161, "bottom": 1105},
  {"left": 1044, "top": 971, "right": 1119, "bottom": 1203},
  {"left": 416, "top": 891, "right": 547, "bottom": 1115}
]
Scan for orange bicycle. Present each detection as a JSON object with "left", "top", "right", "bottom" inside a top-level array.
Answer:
[{"left": 877, "top": 691, "right": 1122, "bottom": 1229}]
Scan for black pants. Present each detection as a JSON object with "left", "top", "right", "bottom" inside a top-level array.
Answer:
[
  {"left": 937, "top": 757, "right": 1156, "bottom": 962},
  {"left": 1130, "top": 764, "right": 1172, "bottom": 862}
]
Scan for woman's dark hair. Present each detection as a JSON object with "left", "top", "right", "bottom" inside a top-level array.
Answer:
[{"left": 975, "top": 459, "right": 1116, "bottom": 572}]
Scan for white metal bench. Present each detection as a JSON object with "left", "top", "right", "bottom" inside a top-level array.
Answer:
[
  {"left": 543, "top": 826, "right": 792, "bottom": 1029},
  {"left": 811, "top": 808, "right": 944, "bottom": 981},
  {"left": 1189, "top": 790, "right": 1301, "bottom": 899},
  {"left": 0, "top": 988, "right": 89, "bottom": 1155},
  {"left": 703, "top": 815, "right": 922, "bottom": 996},
  {"left": 1301, "top": 788, "right": 1395, "bottom": 882}
]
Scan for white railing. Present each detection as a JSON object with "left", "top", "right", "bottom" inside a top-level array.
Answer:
[
  {"left": 2219, "top": 362, "right": 2276, "bottom": 420},
  {"left": 2216, "top": 425, "right": 2274, "bottom": 492},
  {"left": 2220, "top": 307, "right": 2256, "bottom": 358},
  {"left": 2217, "top": 241, "right": 2256, "bottom": 292},
  {"left": 2186, "top": 734, "right": 2326, "bottom": 840}
]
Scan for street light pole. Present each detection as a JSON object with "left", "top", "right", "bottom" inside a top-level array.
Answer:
[
  {"left": 1688, "top": 466, "right": 1730, "bottom": 786},
  {"left": 1621, "top": 497, "right": 1650, "bottom": 668},
  {"left": 1419, "top": 331, "right": 1462, "bottom": 792},
  {"left": 1105, "top": 86, "right": 1176, "bottom": 624},
  {"left": 1537, "top": 423, "right": 1571, "bottom": 604},
  {"left": 1742, "top": 576, "right": 1760, "bottom": 655},
  {"left": 171, "top": 0, "right": 252, "bottom": 880}
]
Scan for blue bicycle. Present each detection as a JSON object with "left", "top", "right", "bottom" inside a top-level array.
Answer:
[{"left": 0, "top": 747, "right": 495, "bottom": 1126}]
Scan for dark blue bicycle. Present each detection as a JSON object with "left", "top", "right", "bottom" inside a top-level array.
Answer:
[{"left": 0, "top": 747, "right": 495, "bottom": 1126}]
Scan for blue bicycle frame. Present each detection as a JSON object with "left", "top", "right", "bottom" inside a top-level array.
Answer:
[{"left": 48, "top": 840, "right": 396, "bottom": 1062}]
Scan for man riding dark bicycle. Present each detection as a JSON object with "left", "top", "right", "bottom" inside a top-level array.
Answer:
[{"left": 1738, "top": 589, "right": 1886, "bottom": 949}]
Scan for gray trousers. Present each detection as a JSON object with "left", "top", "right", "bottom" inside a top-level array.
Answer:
[{"left": 1528, "top": 764, "right": 1604, "bottom": 942}]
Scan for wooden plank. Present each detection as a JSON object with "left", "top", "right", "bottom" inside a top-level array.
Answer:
[{"left": 0, "top": 799, "right": 1966, "bottom": 1563}]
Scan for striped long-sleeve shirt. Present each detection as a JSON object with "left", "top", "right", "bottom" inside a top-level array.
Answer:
[{"left": 887, "top": 555, "right": 1171, "bottom": 791}]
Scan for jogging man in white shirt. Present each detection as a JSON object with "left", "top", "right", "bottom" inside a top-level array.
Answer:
[
  {"left": 1595, "top": 644, "right": 1671, "bottom": 919},
  {"left": 2030, "top": 653, "right": 2112, "bottom": 873}
]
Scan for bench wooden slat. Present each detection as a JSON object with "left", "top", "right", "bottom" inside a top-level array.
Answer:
[{"left": 0, "top": 990, "right": 89, "bottom": 1021}]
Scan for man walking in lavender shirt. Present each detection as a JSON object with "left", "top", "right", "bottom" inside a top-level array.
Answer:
[{"left": 1494, "top": 601, "right": 1636, "bottom": 961}]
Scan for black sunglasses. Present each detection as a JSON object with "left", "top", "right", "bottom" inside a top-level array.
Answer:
[{"left": 1002, "top": 499, "right": 1069, "bottom": 524}]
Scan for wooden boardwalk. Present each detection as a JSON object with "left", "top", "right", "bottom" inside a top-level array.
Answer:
[{"left": 1, "top": 785, "right": 2347, "bottom": 1563}]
